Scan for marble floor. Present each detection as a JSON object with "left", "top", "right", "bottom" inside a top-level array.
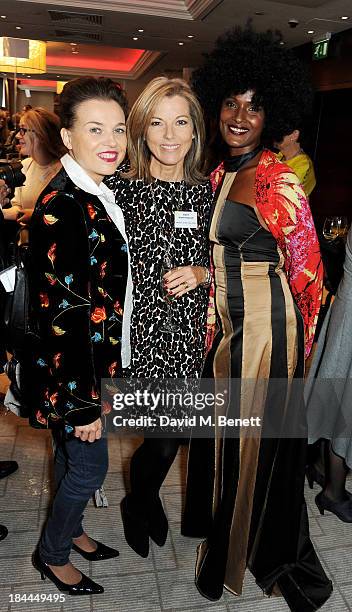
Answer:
[{"left": 0, "top": 392, "right": 352, "bottom": 612}]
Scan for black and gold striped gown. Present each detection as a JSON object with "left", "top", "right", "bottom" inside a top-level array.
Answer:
[{"left": 184, "top": 173, "right": 332, "bottom": 610}]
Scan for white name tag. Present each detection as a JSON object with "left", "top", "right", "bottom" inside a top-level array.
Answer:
[
  {"left": 0, "top": 264, "right": 16, "bottom": 293},
  {"left": 174, "top": 210, "right": 198, "bottom": 229}
]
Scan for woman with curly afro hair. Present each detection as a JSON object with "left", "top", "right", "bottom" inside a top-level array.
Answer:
[{"left": 182, "top": 27, "right": 332, "bottom": 610}]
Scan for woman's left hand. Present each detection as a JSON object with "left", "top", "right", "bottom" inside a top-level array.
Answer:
[{"left": 163, "top": 266, "right": 206, "bottom": 298}]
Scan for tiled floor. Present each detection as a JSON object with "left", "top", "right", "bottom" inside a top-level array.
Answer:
[{"left": 0, "top": 402, "right": 352, "bottom": 611}]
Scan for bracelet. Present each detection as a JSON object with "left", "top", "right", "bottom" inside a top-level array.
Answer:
[{"left": 201, "top": 267, "right": 212, "bottom": 288}]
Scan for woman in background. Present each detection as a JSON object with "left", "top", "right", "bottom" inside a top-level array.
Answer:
[
  {"left": 306, "top": 226, "right": 352, "bottom": 523},
  {"left": 275, "top": 127, "right": 316, "bottom": 197},
  {"left": 3, "top": 108, "right": 64, "bottom": 229}
]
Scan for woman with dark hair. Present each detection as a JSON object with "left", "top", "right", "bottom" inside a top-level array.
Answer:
[
  {"left": 107, "top": 76, "right": 212, "bottom": 558},
  {"left": 24, "top": 77, "right": 129, "bottom": 595},
  {"left": 183, "top": 27, "right": 332, "bottom": 610}
]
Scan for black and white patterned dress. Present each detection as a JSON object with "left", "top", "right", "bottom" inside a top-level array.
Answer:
[{"left": 107, "top": 175, "right": 212, "bottom": 378}]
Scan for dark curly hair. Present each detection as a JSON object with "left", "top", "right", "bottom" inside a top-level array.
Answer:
[{"left": 192, "top": 26, "right": 313, "bottom": 152}]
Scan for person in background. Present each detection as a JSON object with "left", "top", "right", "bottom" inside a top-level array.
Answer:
[
  {"left": 107, "top": 76, "right": 212, "bottom": 558},
  {"left": 0, "top": 178, "right": 18, "bottom": 543},
  {"left": 274, "top": 127, "right": 316, "bottom": 197},
  {"left": 24, "top": 77, "right": 129, "bottom": 596},
  {"left": 2, "top": 108, "right": 65, "bottom": 229},
  {"left": 0, "top": 109, "right": 10, "bottom": 154},
  {"left": 183, "top": 26, "right": 332, "bottom": 611},
  {"left": 306, "top": 225, "right": 352, "bottom": 523}
]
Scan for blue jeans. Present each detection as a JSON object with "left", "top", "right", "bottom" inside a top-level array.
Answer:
[{"left": 39, "top": 429, "right": 108, "bottom": 565}]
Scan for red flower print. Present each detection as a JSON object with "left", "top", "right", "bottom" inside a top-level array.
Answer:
[
  {"left": 41, "top": 191, "right": 58, "bottom": 206},
  {"left": 91, "top": 306, "right": 107, "bottom": 324},
  {"left": 113, "top": 300, "right": 123, "bottom": 315},
  {"left": 45, "top": 273, "right": 57, "bottom": 285},
  {"left": 100, "top": 261, "right": 107, "bottom": 278},
  {"left": 91, "top": 386, "right": 99, "bottom": 400},
  {"left": 47, "top": 243, "right": 56, "bottom": 264},
  {"left": 36, "top": 410, "right": 47, "bottom": 425},
  {"left": 87, "top": 203, "right": 97, "bottom": 219},
  {"left": 53, "top": 353, "right": 62, "bottom": 368},
  {"left": 39, "top": 292, "right": 49, "bottom": 308},
  {"left": 109, "top": 361, "right": 118, "bottom": 377},
  {"left": 102, "top": 400, "right": 112, "bottom": 415},
  {"left": 49, "top": 391, "right": 58, "bottom": 406}
]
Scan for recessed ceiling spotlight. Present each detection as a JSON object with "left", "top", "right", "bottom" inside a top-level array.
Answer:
[
  {"left": 16, "top": 26, "right": 22, "bottom": 30},
  {"left": 187, "top": 35, "right": 194, "bottom": 38},
  {"left": 279, "top": 40, "right": 285, "bottom": 45},
  {"left": 70, "top": 42, "right": 77, "bottom": 46},
  {"left": 72, "top": 50, "right": 79, "bottom": 54},
  {"left": 255, "top": 11, "right": 265, "bottom": 15},
  {"left": 341, "top": 16, "right": 349, "bottom": 20},
  {"left": 57, "top": 75, "right": 60, "bottom": 77},
  {"left": 178, "top": 42, "right": 184, "bottom": 46},
  {"left": 138, "top": 29, "right": 144, "bottom": 32},
  {"left": 1, "top": 15, "right": 7, "bottom": 19},
  {"left": 307, "top": 30, "right": 314, "bottom": 34},
  {"left": 133, "top": 36, "right": 138, "bottom": 41}
]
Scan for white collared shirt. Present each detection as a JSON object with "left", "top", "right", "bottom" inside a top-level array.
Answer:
[{"left": 60, "top": 153, "right": 132, "bottom": 368}]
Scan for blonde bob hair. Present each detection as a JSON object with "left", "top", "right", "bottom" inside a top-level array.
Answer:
[
  {"left": 126, "top": 77, "right": 206, "bottom": 185},
  {"left": 22, "top": 107, "right": 67, "bottom": 160}
]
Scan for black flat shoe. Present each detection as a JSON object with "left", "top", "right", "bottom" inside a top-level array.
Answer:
[
  {"left": 315, "top": 491, "right": 352, "bottom": 523},
  {"left": 72, "top": 539, "right": 119, "bottom": 561},
  {"left": 147, "top": 497, "right": 168, "bottom": 547},
  {"left": 0, "top": 525, "right": 8, "bottom": 541},
  {"left": 305, "top": 464, "right": 325, "bottom": 489},
  {"left": 32, "top": 549, "right": 104, "bottom": 595},
  {"left": 120, "top": 495, "right": 149, "bottom": 558},
  {"left": 0, "top": 461, "right": 18, "bottom": 480}
]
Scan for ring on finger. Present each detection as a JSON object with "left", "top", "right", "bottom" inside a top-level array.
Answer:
[{"left": 182, "top": 281, "right": 188, "bottom": 290}]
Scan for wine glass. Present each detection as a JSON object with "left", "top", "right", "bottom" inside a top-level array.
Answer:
[
  {"left": 323, "top": 216, "right": 349, "bottom": 241},
  {"left": 159, "top": 256, "right": 178, "bottom": 333}
]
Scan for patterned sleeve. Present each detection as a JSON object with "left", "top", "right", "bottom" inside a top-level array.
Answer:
[
  {"left": 256, "top": 159, "right": 323, "bottom": 358},
  {"left": 30, "top": 190, "right": 101, "bottom": 427}
]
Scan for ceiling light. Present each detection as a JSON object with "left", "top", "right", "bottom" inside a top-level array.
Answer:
[
  {"left": 133, "top": 37, "right": 138, "bottom": 41},
  {"left": 70, "top": 42, "right": 77, "bottom": 46},
  {"left": 72, "top": 50, "right": 79, "bottom": 54},
  {"left": 16, "top": 26, "right": 22, "bottom": 30},
  {"left": 255, "top": 11, "right": 265, "bottom": 15},
  {"left": 187, "top": 35, "right": 194, "bottom": 38},
  {"left": 56, "top": 75, "right": 60, "bottom": 77},
  {"left": 178, "top": 42, "right": 184, "bottom": 46},
  {"left": 307, "top": 30, "right": 314, "bottom": 34},
  {"left": 341, "top": 16, "right": 349, "bottom": 20},
  {"left": 138, "top": 29, "right": 144, "bottom": 32},
  {"left": 0, "top": 16, "right": 7, "bottom": 19},
  {"left": 279, "top": 41, "right": 285, "bottom": 45}
]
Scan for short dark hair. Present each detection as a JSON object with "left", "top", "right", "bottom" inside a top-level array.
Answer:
[
  {"left": 58, "top": 77, "right": 129, "bottom": 129},
  {"left": 192, "top": 26, "right": 313, "bottom": 146}
]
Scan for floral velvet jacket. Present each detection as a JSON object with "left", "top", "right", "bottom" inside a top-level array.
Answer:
[
  {"left": 25, "top": 168, "right": 128, "bottom": 430},
  {"left": 209, "top": 149, "right": 323, "bottom": 358}
]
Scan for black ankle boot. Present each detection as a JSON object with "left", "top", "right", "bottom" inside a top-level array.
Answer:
[
  {"left": 147, "top": 497, "right": 168, "bottom": 547},
  {"left": 120, "top": 495, "right": 149, "bottom": 558}
]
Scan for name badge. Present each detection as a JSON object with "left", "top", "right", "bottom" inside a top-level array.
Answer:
[{"left": 174, "top": 210, "right": 198, "bottom": 229}]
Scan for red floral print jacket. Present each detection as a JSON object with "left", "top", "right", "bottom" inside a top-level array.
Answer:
[{"left": 208, "top": 149, "right": 323, "bottom": 358}]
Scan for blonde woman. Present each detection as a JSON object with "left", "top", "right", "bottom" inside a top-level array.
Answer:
[{"left": 107, "top": 77, "right": 212, "bottom": 558}]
